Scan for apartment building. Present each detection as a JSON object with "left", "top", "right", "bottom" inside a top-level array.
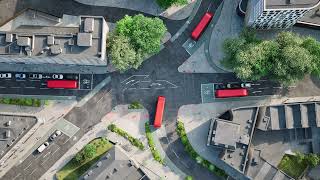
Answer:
[{"left": 245, "top": 0, "right": 320, "bottom": 29}]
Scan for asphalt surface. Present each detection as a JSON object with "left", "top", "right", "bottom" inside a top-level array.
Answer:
[
  {"left": 0, "top": 0, "right": 288, "bottom": 180},
  {"left": 0, "top": 72, "right": 107, "bottom": 98}
]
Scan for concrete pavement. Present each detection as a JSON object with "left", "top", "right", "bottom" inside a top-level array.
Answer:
[{"left": 41, "top": 105, "right": 184, "bottom": 180}]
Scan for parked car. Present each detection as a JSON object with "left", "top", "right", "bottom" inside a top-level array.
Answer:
[
  {"left": 0, "top": 73, "right": 11, "bottom": 79},
  {"left": 37, "top": 142, "right": 49, "bottom": 153},
  {"left": 49, "top": 130, "right": 62, "bottom": 141},
  {"left": 29, "top": 74, "right": 43, "bottom": 79},
  {"left": 15, "top": 73, "right": 26, "bottom": 79},
  {"left": 241, "top": 82, "right": 252, "bottom": 88},
  {"left": 52, "top": 74, "right": 63, "bottom": 79},
  {"left": 65, "top": 74, "right": 78, "bottom": 80},
  {"left": 226, "top": 83, "right": 241, "bottom": 89}
]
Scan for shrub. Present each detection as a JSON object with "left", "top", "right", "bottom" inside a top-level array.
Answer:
[
  {"left": 185, "top": 175, "right": 193, "bottom": 180},
  {"left": 176, "top": 121, "right": 228, "bottom": 178},
  {"left": 107, "top": 124, "right": 144, "bottom": 150},
  {"left": 145, "top": 122, "right": 165, "bottom": 164},
  {"left": 129, "top": 101, "right": 144, "bottom": 109},
  {"left": 156, "top": 0, "right": 188, "bottom": 9}
]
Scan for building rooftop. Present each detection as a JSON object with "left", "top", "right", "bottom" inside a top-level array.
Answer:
[
  {"left": 265, "top": 0, "right": 320, "bottom": 9},
  {"left": 210, "top": 119, "right": 241, "bottom": 150},
  {"left": 0, "top": 10, "right": 108, "bottom": 66},
  {"left": 297, "top": 5, "right": 320, "bottom": 26},
  {"left": 80, "top": 145, "right": 149, "bottom": 180}
]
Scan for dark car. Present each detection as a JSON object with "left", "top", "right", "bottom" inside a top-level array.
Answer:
[
  {"left": 65, "top": 74, "right": 79, "bottom": 80},
  {"left": 226, "top": 83, "right": 242, "bottom": 89}
]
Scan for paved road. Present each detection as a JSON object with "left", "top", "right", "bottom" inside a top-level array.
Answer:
[{"left": 0, "top": 72, "right": 107, "bottom": 98}]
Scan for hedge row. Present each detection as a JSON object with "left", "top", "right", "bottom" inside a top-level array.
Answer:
[
  {"left": 145, "top": 122, "right": 165, "bottom": 164},
  {"left": 176, "top": 121, "right": 228, "bottom": 178},
  {"left": 107, "top": 124, "right": 144, "bottom": 150},
  {"left": 128, "top": 101, "right": 144, "bottom": 109},
  {"left": 0, "top": 98, "right": 41, "bottom": 107}
]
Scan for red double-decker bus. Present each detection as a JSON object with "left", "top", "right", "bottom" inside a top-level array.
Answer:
[
  {"left": 47, "top": 80, "right": 78, "bottom": 89},
  {"left": 191, "top": 12, "right": 214, "bottom": 40},
  {"left": 215, "top": 88, "right": 248, "bottom": 98},
  {"left": 154, "top": 96, "right": 166, "bottom": 128}
]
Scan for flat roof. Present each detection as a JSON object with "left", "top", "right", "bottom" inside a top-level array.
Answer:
[
  {"left": 213, "top": 119, "right": 240, "bottom": 149},
  {"left": 266, "top": 0, "right": 320, "bottom": 9}
]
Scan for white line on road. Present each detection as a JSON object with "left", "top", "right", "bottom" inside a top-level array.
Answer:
[
  {"left": 52, "top": 147, "right": 60, "bottom": 156},
  {"left": 251, "top": 83, "right": 260, "bottom": 85},
  {"left": 273, "top": 87, "right": 282, "bottom": 89},
  {"left": 13, "top": 173, "right": 21, "bottom": 180},
  {"left": 172, "top": 149, "right": 180, "bottom": 159},
  {"left": 23, "top": 162, "right": 33, "bottom": 171},
  {"left": 156, "top": 80, "right": 178, "bottom": 88},
  {"left": 25, "top": 87, "right": 36, "bottom": 89},
  {"left": 0, "top": 86, "right": 5, "bottom": 88},
  {"left": 258, "top": 80, "right": 268, "bottom": 82},
  {"left": 155, "top": 87, "right": 165, "bottom": 89},
  {"left": 252, "top": 91, "right": 262, "bottom": 93},
  {"left": 140, "top": 87, "right": 151, "bottom": 90},
  {"left": 288, "top": 86, "right": 296, "bottom": 88},
  {"left": 121, "top": 75, "right": 149, "bottom": 84},
  {"left": 28, "top": 168, "right": 36, "bottom": 176},
  {"left": 126, "top": 80, "right": 135, "bottom": 85},
  {"left": 43, "top": 151, "right": 51, "bottom": 158}
]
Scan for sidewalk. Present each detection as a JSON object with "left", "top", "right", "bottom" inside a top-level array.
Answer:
[
  {"left": 75, "top": 0, "right": 196, "bottom": 20},
  {"left": 208, "top": 0, "right": 243, "bottom": 72},
  {"left": 41, "top": 105, "right": 184, "bottom": 180}
]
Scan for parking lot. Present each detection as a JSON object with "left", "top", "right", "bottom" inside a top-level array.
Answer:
[
  {"left": 0, "top": 115, "right": 37, "bottom": 160},
  {"left": 0, "top": 72, "right": 108, "bottom": 97}
]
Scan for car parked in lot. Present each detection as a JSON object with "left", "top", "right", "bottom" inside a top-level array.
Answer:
[
  {"left": 0, "top": 73, "right": 11, "bottom": 79},
  {"left": 52, "top": 74, "right": 63, "bottom": 79},
  {"left": 49, "top": 130, "right": 62, "bottom": 141},
  {"left": 29, "top": 74, "right": 43, "bottom": 79},
  {"left": 65, "top": 74, "right": 78, "bottom": 80},
  {"left": 37, "top": 142, "right": 49, "bottom": 153},
  {"left": 15, "top": 73, "right": 26, "bottom": 79}
]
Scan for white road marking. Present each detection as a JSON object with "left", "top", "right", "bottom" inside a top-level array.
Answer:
[
  {"left": 28, "top": 168, "right": 36, "bottom": 176},
  {"left": 126, "top": 80, "right": 135, "bottom": 84},
  {"left": 140, "top": 88, "right": 151, "bottom": 90},
  {"left": 121, "top": 75, "right": 149, "bottom": 84},
  {"left": 23, "top": 162, "right": 33, "bottom": 171},
  {"left": 273, "top": 87, "right": 282, "bottom": 89},
  {"left": 288, "top": 86, "right": 296, "bottom": 88},
  {"left": 13, "top": 173, "right": 21, "bottom": 180},
  {"left": 155, "top": 80, "right": 178, "bottom": 88},
  {"left": 43, "top": 151, "right": 51, "bottom": 158},
  {"left": 25, "top": 87, "right": 36, "bottom": 89},
  {"left": 0, "top": 86, "right": 5, "bottom": 88},
  {"left": 252, "top": 91, "right": 262, "bottom": 93}
]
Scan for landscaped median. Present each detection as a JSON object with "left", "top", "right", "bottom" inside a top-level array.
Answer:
[
  {"left": 176, "top": 121, "right": 228, "bottom": 179},
  {"left": 145, "top": 122, "right": 165, "bottom": 164},
  {"left": 56, "top": 137, "right": 113, "bottom": 180},
  {"left": 0, "top": 98, "right": 41, "bottom": 107},
  {"left": 107, "top": 123, "right": 144, "bottom": 150}
]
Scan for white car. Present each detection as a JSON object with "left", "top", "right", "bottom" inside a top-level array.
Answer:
[
  {"left": 52, "top": 74, "right": 63, "bottom": 79},
  {"left": 37, "top": 142, "right": 49, "bottom": 153},
  {"left": 0, "top": 73, "right": 11, "bottom": 79},
  {"left": 49, "top": 130, "right": 62, "bottom": 141},
  {"left": 29, "top": 74, "right": 43, "bottom": 79},
  {"left": 241, "top": 83, "right": 252, "bottom": 88}
]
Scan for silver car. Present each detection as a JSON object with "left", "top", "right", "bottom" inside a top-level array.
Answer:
[
  {"left": 0, "top": 73, "right": 12, "bottom": 79},
  {"left": 52, "top": 74, "right": 63, "bottom": 79},
  {"left": 15, "top": 73, "right": 26, "bottom": 79},
  {"left": 29, "top": 74, "right": 43, "bottom": 79},
  {"left": 49, "top": 130, "right": 62, "bottom": 141}
]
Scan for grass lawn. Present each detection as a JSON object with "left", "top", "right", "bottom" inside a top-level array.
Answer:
[
  {"left": 56, "top": 138, "right": 113, "bottom": 180},
  {"left": 278, "top": 154, "right": 308, "bottom": 179},
  {"left": 0, "top": 98, "right": 41, "bottom": 107}
]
